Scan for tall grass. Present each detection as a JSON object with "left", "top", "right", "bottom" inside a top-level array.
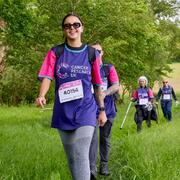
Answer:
[
  {"left": 0, "top": 106, "right": 70, "bottom": 180},
  {"left": 103, "top": 95, "right": 180, "bottom": 180},
  {"left": 0, "top": 96, "right": 180, "bottom": 180}
]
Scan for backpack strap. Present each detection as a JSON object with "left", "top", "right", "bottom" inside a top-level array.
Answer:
[
  {"left": 102, "top": 63, "right": 110, "bottom": 78},
  {"left": 87, "top": 46, "right": 96, "bottom": 65},
  {"left": 54, "top": 43, "right": 65, "bottom": 60}
]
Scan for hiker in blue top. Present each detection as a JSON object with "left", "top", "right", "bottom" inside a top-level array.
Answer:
[
  {"left": 156, "top": 80, "right": 179, "bottom": 121},
  {"left": 89, "top": 44, "right": 119, "bottom": 179},
  {"left": 35, "top": 13, "right": 107, "bottom": 180}
]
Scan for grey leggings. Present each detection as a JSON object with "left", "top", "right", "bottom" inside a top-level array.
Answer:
[{"left": 59, "top": 126, "right": 94, "bottom": 180}]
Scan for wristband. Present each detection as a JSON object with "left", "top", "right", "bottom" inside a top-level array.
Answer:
[{"left": 99, "top": 107, "right": 105, "bottom": 111}]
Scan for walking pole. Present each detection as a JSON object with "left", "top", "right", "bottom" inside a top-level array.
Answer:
[
  {"left": 154, "top": 102, "right": 159, "bottom": 116},
  {"left": 155, "top": 102, "right": 159, "bottom": 124},
  {"left": 40, "top": 107, "right": 53, "bottom": 112},
  {"left": 120, "top": 101, "right": 132, "bottom": 129}
]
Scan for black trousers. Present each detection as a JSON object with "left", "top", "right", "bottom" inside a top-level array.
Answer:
[
  {"left": 134, "top": 106, "right": 151, "bottom": 131},
  {"left": 89, "top": 120, "right": 113, "bottom": 172}
]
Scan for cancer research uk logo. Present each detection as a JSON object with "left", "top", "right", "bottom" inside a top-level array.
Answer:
[
  {"left": 56, "top": 63, "right": 69, "bottom": 79},
  {"left": 56, "top": 63, "right": 91, "bottom": 79}
]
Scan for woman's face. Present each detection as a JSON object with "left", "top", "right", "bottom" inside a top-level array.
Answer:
[
  {"left": 162, "top": 80, "right": 168, "bottom": 87},
  {"left": 139, "top": 80, "right": 146, "bottom": 87},
  {"left": 62, "top": 16, "right": 84, "bottom": 41}
]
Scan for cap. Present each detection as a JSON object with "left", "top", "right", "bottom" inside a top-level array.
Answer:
[{"left": 138, "top": 76, "right": 148, "bottom": 85}]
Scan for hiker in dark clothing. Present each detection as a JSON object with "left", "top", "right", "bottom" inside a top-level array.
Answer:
[
  {"left": 156, "top": 80, "right": 179, "bottom": 121},
  {"left": 89, "top": 44, "right": 119, "bottom": 179}
]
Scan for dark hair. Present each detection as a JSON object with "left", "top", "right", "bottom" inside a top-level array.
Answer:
[{"left": 61, "top": 12, "right": 84, "bottom": 29}]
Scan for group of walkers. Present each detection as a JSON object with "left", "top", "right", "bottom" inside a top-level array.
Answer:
[
  {"left": 35, "top": 13, "right": 178, "bottom": 180},
  {"left": 131, "top": 76, "right": 178, "bottom": 132}
]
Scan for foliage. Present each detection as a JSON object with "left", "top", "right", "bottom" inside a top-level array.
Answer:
[
  {"left": 0, "top": 0, "right": 180, "bottom": 104},
  {"left": 0, "top": 0, "right": 55, "bottom": 104},
  {"left": 0, "top": 95, "right": 180, "bottom": 179},
  {"left": 147, "top": 0, "right": 180, "bottom": 63}
]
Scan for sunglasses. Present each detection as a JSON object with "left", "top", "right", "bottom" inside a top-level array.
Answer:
[
  {"left": 163, "top": 81, "right": 168, "bottom": 83},
  {"left": 97, "top": 49, "right": 102, "bottom": 54},
  {"left": 63, "top": 22, "right": 81, "bottom": 30}
]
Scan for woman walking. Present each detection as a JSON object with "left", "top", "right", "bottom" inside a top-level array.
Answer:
[{"left": 36, "top": 13, "right": 107, "bottom": 180}]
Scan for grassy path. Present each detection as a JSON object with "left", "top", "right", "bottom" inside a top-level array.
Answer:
[{"left": 0, "top": 98, "right": 180, "bottom": 180}]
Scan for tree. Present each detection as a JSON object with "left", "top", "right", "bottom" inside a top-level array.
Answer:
[{"left": 0, "top": 0, "right": 178, "bottom": 104}]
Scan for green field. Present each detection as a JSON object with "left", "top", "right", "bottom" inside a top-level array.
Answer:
[
  {"left": 1, "top": 63, "right": 180, "bottom": 179},
  {"left": 153, "top": 63, "right": 180, "bottom": 93},
  {"left": 167, "top": 63, "right": 180, "bottom": 92},
  {"left": 0, "top": 97, "right": 180, "bottom": 180}
]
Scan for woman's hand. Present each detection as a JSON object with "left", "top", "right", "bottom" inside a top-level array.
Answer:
[
  {"left": 35, "top": 96, "right": 46, "bottom": 108},
  {"left": 98, "top": 111, "right": 107, "bottom": 127},
  {"left": 35, "top": 78, "right": 51, "bottom": 108}
]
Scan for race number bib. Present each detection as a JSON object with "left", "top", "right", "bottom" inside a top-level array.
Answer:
[
  {"left": 101, "top": 81, "right": 108, "bottom": 92},
  {"left": 58, "top": 80, "right": 84, "bottom": 103},
  {"left": 139, "top": 98, "right": 148, "bottom": 105},
  {"left": 163, "top": 94, "right": 171, "bottom": 100}
]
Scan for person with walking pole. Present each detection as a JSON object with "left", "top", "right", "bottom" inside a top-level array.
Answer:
[
  {"left": 156, "top": 80, "right": 179, "bottom": 122},
  {"left": 131, "top": 76, "right": 157, "bottom": 132},
  {"left": 89, "top": 43, "right": 119, "bottom": 179}
]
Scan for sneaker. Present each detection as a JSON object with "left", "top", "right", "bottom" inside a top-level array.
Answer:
[{"left": 99, "top": 164, "right": 110, "bottom": 176}]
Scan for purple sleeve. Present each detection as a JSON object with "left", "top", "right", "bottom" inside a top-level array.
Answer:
[
  {"left": 38, "top": 50, "right": 56, "bottom": 81},
  {"left": 91, "top": 51, "right": 102, "bottom": 86},
  {"left": 109, "top": 66, "right": 119, "bottom": 85}
]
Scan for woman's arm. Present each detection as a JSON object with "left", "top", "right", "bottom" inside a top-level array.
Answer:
[
  {"left": 94, "top": 86, "right": 107, "bottom": 127},
  {"left": 35, "top": 78, "right": 51, "bottom": 108}
]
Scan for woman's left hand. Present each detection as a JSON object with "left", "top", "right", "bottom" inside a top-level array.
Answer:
[{"left": 97, "top": 111, "right": 107, "bottom": 127}]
